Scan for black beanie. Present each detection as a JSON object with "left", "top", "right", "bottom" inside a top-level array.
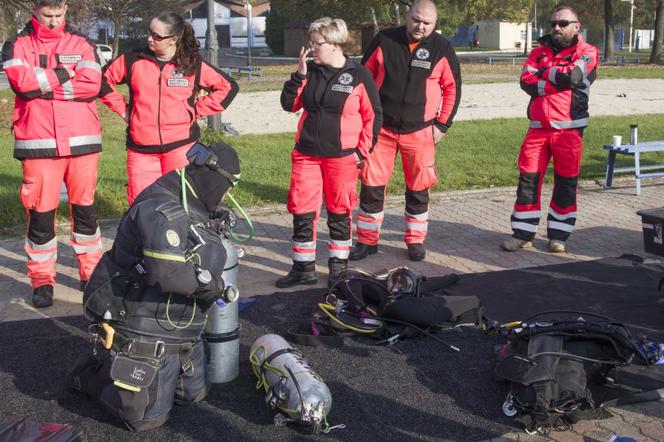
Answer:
[{"left": 185, "top": 142, "right": 241, "bottom": 212}]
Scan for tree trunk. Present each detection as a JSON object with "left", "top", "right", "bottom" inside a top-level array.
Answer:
[
  {"left": 604, "top": 0, "right": 615, "bottom": 59},
  {"left": 651, "top": 0, "right": 664, "bottom": 64},
  {"left": 112, "top": 15, "right": 122, "bottom": 57}
]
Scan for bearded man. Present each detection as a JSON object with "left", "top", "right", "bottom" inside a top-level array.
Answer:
[{"left": 501, "top": 5, "right": 598, "bottom": 254}]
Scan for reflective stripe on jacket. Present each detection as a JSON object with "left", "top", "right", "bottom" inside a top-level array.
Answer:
[
  {"left": 520, "top": 34, "right": 599, "bottom": 130},
  {"left": 2, "top": 18, "right": 102, "bottom": 159},
  {"left": 362, "top": 26, "right": 462, "bottom": 134},
  {"left": 100, "top": 48, "right": 238, "bottom": 153}
]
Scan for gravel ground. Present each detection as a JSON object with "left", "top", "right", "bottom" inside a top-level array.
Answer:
[{"left": 221, "top": 78, "right": 664, "bottom": 135}]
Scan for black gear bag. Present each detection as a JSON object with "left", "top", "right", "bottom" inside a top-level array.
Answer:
[
  {"left": 494, "top": 311, "right": 652, "bottom": 435},
  {"left": 289, "top": 267, "right": 485, "bottom": 347}
]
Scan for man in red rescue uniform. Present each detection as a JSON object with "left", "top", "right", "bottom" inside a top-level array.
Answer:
[
  {"left": 2, "top": 0, "right": 103, "bottom": 308},
  {"left": 350, "top": 0, "right": 461, "bottom": 262},
  {"left": 501, "top": 6, "right": 598, "bottom": 254}
]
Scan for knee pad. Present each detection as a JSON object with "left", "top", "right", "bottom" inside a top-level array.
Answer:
[
  {"left": 552, "top": 174, "right": 578, "bottom": 209},
  {"left": 292, "top": 212, "right": 316, "bottom": 243},
  {"left": 516, "top": 172, "right": 541, "bottom": 206},
  {"left": 405, "top": 188, "right": 429, "bottom": 215},
  {"left": 327, "top": 211, "right": 350, "bottom": 240},
  {"left": 28, "top": 209, "right": 56, "bottom": 245},
  {"left": 71, "top": 204, "right": 99, "bottom": 235},
  {"left": 359, "top": 185, "right": 385, "bottom": 213}
]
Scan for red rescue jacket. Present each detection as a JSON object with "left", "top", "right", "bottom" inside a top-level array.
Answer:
[
  {"left": 520, "top": 34, "right": 599, "bottom": 130},
  {"left": 100, "top": 48, "right": 238, "bottom": 153},
  {"left": 280, "top": 58, "right": 382, "bottom": 159},
  {"left": 2, "top": 18, "right": 102, "bottom": 159},
  {"left": 362, "top": 26, "right": 461, "bottom": 134}
]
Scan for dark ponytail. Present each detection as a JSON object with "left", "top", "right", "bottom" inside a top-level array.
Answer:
[{"left": 156, "top": 11, "right": 201, "bottom": 75}]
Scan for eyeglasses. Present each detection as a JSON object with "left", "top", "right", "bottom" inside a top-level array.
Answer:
[
  {"left": 309, "top": 40, "right": 331, "bottom": 50},
  {"left": 549, "top": 20, "right": 578, "bottom": 28},
  {"left": 148, "top": 29, "right": 175, "bottom": 41}
]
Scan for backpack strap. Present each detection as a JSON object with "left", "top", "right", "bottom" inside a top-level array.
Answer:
[
  {"left": 419, "top": 273, "right": 460, "bottom": 294},
  {"left": 287, "top": 320, "right": 346, "bottom": 347}
]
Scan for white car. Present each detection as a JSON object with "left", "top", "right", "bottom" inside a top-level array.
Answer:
[{"left": 96, "top": 44, "right": 113, "bottom": 65}]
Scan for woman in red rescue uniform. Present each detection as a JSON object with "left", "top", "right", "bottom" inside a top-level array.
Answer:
[
  {"left": 277, "top": 17, "right": 382, "bottom": 288},
  {"left": 100, "top": 11, "right": 238, "bottom": 203}
]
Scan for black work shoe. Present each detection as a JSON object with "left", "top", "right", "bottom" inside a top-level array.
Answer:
[
  {"left": 32, "top": 284, "right": 54, "bottom": 308},
  {"left": 327, "top": 258, "right": 348, "bottom": 288},
  {"left": 407, "top": 243, "right": 426, "bottom": 261},
  {"left": 276, "top": 268, "right": 318, "bottom": 289},
  {"left": 80, "top": 280, "right": 88, "bottom": 292},
  {"left": 349, "top": 243, "right": 378, "bottom": 261}
]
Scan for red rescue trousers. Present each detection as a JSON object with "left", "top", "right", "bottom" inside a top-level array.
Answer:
[
  {"left": 356, "top": 126, "right": 437, "bottom": 246},
  {"left": 510, "top": 128, "right": 583, "bottom": 242},
  {"left": 20, "top": 153, "right": 103, "bottom": 288},
  {"left": 126, "top": 142, "right": 194, "bottom": 204},
  {"left": 287, "top": 150, "right": 359, "bottom": 265}
]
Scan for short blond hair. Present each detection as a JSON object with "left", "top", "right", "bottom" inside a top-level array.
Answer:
[{"left": 308, "top": 17, "right": 348, "bottom": 46}]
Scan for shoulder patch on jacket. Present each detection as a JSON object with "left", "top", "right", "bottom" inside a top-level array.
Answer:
[
  {"left": 165, "top": 229, "right": 181, "bottom": 247},
  {"left": 155, "top": 201, "right": 186, "bottom": 221}
]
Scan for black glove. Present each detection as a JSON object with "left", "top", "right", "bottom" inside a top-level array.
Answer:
[{"left": 192, "top": 267, "right": 224, "bottom": 303}]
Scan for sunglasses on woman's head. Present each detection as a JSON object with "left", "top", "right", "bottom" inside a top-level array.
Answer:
[{"left": 148, "top": 29, "right": 175, "bottom": 41}]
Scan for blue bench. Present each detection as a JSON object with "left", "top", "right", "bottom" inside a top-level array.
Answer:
[
  {"left": 604, "top": 141, "right": 664, "bottom": 195},
  {"left": 487, "top": 57, "right": 524, "bottom": 65},
  {"left": 222, "top": 65, "right": 263, "bottom": 79},
  {"left": 600, "top": 55, "right": 640, "bottom": 65}
]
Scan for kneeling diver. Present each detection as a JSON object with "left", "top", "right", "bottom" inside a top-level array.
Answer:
[{"left": 70, "top": 142, "right": 240, "bottom": 431}]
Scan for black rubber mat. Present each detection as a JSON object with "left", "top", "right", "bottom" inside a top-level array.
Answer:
[{"left": 1, "top": 256, "right": 662, "bottom": 441}]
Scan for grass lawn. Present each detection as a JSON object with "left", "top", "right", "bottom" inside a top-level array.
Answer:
[{"left": 2, "top": 88, "right": 664, "bottom": 230}]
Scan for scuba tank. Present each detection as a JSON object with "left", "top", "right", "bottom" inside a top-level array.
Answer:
[
  {"left": 204, "top": 236, "right": 241, "bottom": 383},
  {"left": 250, "top": 334, "right": 332, "bottom": 434},
  {"left": 185, "top": 142, "right": 255, "bottom": 384}
]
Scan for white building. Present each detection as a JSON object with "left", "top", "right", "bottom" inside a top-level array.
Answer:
[
  {"left": 634, "top": 29, "right": 655, "bottom": 50},
  {"left": 184, "top": 0, "right": 270, "bottom": 49},
  {"left": 81, "top": 18, "right": 142, "bottom": 45},
  {"left": 476, "top": 20, "right": 532, "bottom": 51},
  {"left": 84, "top": 19, "right": 114, "bottom": 44}
]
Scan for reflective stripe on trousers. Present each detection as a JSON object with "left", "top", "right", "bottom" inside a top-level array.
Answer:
[
  {"left": 356, "top": 208, "right": 383, "bottom": 246},
  {"left": 21, "top": 154, "right": 102, "bottom": 287},
  {"left": 404, "top": 210, "right": 428, "bottom": 245},
  {"left": 510, "top": 128, "right": 582, "bottom": 241}
]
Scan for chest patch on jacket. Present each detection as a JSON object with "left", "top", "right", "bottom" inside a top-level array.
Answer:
[
  {"left": 167, "top": 78, "right": 190, "bottom": 87},
  {"left": 58, "top": 54, "right": 82, "bottom": 64},
  {"left": 331, "top": 84, "right": 354, "bottom": 93},
  {"left": 331, "top": 73, "right": 354, "bottom": 93},
  {"left": 411, "top": 49, "right": 432, "bottom": 69}
]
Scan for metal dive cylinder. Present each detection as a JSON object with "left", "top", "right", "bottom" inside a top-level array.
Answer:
[
  {"left": 250, "top": 334, "right": 332, "bottom": 434},
  {"left": 204, "top": 236, "right": 241, "bottom": 383}
]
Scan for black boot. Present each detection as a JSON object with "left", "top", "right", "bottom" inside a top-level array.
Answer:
[
  {"left": 349, "top": 243, "right": 378, "bottom": 261},
  {"left": 328, "top": 258, "right": 348, "bottom": 288},
  {"left": 32, "top": 284, "right": 54, "bottom": 308},
  {"left": 407, "top": 243, "right": 426, "bottom": 261},
  {"left": 276, "top": 262, "right": 317, "bottom": 289}
]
